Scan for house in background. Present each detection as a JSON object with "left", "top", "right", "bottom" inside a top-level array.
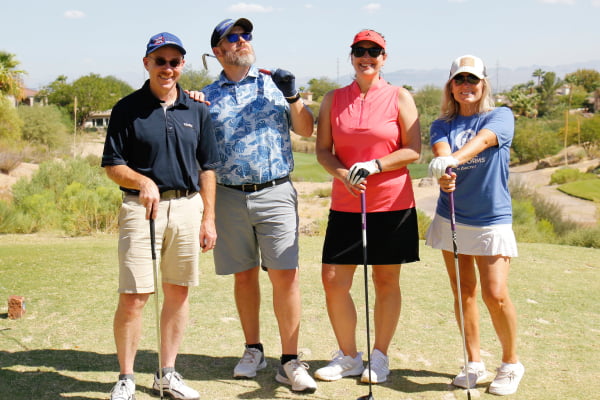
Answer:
[{"left": 83, "top": 110, "right": 111, "bottom": 129}]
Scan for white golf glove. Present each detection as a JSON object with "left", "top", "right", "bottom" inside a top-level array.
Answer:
[
  {"left": 428, "top": 156, "right": 459, "bottom": 180},
  {"left": 347, "top": 160, "right": 381, "bottom": 185}
]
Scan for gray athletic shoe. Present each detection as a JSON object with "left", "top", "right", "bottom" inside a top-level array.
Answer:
[
  {"left": 233, "top": 347, "right": 267, "bottom": 378},
  {"left": 110, "top": 378, "right": 135, "bottom": 400},
  {"left": 276, "top": 357, "right": 317, "bottom": 392}
]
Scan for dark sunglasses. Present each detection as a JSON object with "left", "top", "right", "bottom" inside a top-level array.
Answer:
[
  {"left": 225, "top": 32, "right": 252, "bottom": 43},
  {"left": 453, "top": 74, "right": 481, "bottom": 85},
  {"left": 351, "top": 46, "right": 385, "bottom": 58},
  {"left": 149, "top": 56, "right": 183, "bottom": 68}
]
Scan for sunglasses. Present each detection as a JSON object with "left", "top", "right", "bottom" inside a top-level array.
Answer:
[
  {"left": 453, "top": 74, "right": 481, "bottom": 85},
  {"left": 149, "top": 56, "right": 183, "bottom": 68},
  {"left": 351, "top": 46, "right": 385, "bottom": 58},
  {"left": 225, "top": 32, "right": 252, "bottom": 43}
]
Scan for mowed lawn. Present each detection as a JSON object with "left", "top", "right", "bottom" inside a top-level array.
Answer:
[{"left": 0, "top": 233, "right": 599, "bottom": 400}]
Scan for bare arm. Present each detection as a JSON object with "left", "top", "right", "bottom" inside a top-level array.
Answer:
[
  {"left": 105, "top": 165, "right": 159, "bottom": 220},
  {"left": 289, "top": 99, "right": 314, "bottom": 138},
  {"left": 377, "top": 87, "right": 422, "bottom": 172},
  {"left": 198, "top": 169, "right": 217, "bottom": 252}
]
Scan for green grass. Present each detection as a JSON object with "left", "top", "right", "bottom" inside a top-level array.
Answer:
[
  {"left": 558, "top": 179, "right": 600, "bottom": 201},
  {"left": 1, "top": 234, "right": 599, "bottom": 399},
  {"left": 291, "top": 152, "right": 429, "bottom": 182}
]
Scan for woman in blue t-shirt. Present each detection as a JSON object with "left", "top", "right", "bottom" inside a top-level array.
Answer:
[{"left": 426, "top": 55, "right": 524, "bottom": 396}]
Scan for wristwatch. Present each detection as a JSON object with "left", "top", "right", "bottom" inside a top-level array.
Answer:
[{"left": 285, "top": 92, "right": 301, "bottom": 104}]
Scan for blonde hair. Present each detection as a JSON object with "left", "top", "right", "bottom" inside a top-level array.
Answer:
[{"left": 439, "top": 77, "right": 495, "bottom": 121}]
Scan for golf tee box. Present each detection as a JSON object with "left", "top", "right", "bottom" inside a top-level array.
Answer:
[{"left": 8, "top": 295, "right": 26, "bottom": 319}]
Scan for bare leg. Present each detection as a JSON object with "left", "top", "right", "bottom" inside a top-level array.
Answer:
[
  {"left": 114, "top": 293, "right": 150, "bottom": 374},
  {"left": 160, "top": 283, "right": 190, "bottom": 368},
  {"left": 268, "top": 268, "right": 301, "bottom": 354},
  {"left": 476, "top": 255, "right": 518, "bottom": 364},
  {"left": 443, "top": 250, "right": 482, "bottom": 362},
  {"left": 234, "top": 266, "right": 261, "bottom": 345},
  {"left": 372, "top": 265, "right": 401, "bottom": 355},
  {"left": 321, "top": 264, "right": 358, "bottom": 357}
]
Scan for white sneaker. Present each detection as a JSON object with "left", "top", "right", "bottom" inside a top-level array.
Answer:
[
  {"left": 315, "top": 350, "right": 364, "bottom": 381},
  {"left": 488, "top": 362, "right": 525, "bottom": 395},
  {"left": 110, "top": 378, "right": 135, "bottom": 400},
  {"left": 153, "top": 371, "right": 199, "bottom": 400},
  {"left": 452, "top": 361, "right": 488, "bottom": 388},
  {"left": 361, "top": 349, "right": 390, "bottom": 384},
  {"left": 233, "top": 347, "right": 267, "bottom": 378},
  {"left": 275, "top": 357, "right": 318, "bottom": 392}
]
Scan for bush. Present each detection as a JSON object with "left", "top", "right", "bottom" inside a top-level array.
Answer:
[
  {"left": 0, "top": 96, "right": 23, "bottom": 141},
  {"left": 416, "top": 209, "right": 431, "bottom": 240},
  {"left": 17, "top": 105, "right": 70, "bottom": 149},
  {"left": 561, "top": 226, "right": 600, "bottom": 248},
  {"left": 550, "top": 167, "right": 598, "bottom": 185}
]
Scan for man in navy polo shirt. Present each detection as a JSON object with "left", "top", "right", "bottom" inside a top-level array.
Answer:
[{"left": 102, "top": 32, "right": 219, "bottom": 400}]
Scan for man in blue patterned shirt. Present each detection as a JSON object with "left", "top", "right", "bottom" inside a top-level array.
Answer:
[{"left": 202, "top": 18, "right": 317, "bottom": 393}]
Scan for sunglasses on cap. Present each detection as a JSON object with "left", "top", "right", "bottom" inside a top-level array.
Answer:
[
  {"left": 351, "top": 46, "right": 385, "bottom": 58},
  {"left": 453, "top": 74, "right": 481, "bottom": 85},
  {"left": 148, "top": 56, "right": 183, "bottom": 68},
  {"left": 224, "top": 32, "right": 252, "bottom": 43}
]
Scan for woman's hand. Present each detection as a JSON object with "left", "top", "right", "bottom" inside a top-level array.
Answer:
[{"left": 438, "top": 171, "right": 457, "bottom": 193}]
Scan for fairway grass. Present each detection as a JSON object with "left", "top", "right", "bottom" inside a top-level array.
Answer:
[{"left": 1, "top": 234, "right": 599, "bottom": 399}]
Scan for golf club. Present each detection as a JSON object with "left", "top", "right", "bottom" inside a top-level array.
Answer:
[
  {"left": 447, "top": 167, "right": 474, "bottom": 400},
  {"left": 357, "top": 191, "right": 374, "bottom": 400},
  {"left": 150, "top": 216, "right": 164, "bottom": 399},
  {"left": 201, "top": 52, "right": 271, "bottom": 75}
]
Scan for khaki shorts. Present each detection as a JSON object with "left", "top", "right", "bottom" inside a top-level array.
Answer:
[{"left": 118, "top": 193, "right": 203, "bottom": 293}]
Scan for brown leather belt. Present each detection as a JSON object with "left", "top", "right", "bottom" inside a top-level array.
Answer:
[
  {"left": 221, "top": 176, "right": 290, "bottom": 193},
  {"left": 160, "top": 190, "right": 196, "bottom": 199}
]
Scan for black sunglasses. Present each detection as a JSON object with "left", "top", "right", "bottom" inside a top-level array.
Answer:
[
  {"left": 149, "top": 56, "right": 183, "bottom": 68},
  {"left": 351, "top": 46, "right": 385, "bottom": 58},
  {"left": 225, "top": 32, "right": 252, "bottom": 43},
  {"left": 453, "top": 74, "right": 481, "bottom": 85}
]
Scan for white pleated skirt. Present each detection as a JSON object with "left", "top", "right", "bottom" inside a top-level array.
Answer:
[{"left": 425, "top": 214, "right": 518, "bottom": 257}]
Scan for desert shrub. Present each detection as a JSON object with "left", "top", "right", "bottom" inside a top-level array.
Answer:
[
  {"left": 17, "top": 105, "right": 70, "bottom": 148},
  {"left": 560, "top": 226, "right": 600, "bottom": 248},
  {"left": 0, "top": 200, "right": 37, "bottom": 233},
  {"left": 59, "top": 182, "right": 121, "bottom": 235},
  {"left": 0, "top": 149, "right": 22, "bottom": 173},
  {"left": 550, "top": 167, "right": 598, "bottom": 185},
  {"left": 0, "top": 97, "right": 23, "bottom": 141},
  {"left": 416, "top": 209, "right": 431, "bottom": 240},
  {"left": 512, "top": 198, "right": 557, "bottom": 243}
]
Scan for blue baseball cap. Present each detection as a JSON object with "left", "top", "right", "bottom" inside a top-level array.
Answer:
[
  {"left": 210, "top": 18, "right": 253, "bottom": 48},
  {"left": 146, "top": 32, "right": 186, "bottom": 56}
]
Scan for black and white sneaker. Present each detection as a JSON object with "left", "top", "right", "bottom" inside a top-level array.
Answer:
[{"left": 153, "top": 371, "right": 199, "bottom": 400}]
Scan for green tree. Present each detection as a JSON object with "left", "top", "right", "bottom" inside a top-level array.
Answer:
[
  {"left": 307, "top": 77, "right": 340, "bottom": 101},
  {"left": 564, "top": 69, "right": 600, "bottom": 93},
  {"left": 413, "top": 85, "right": 442, "bottom": 145},
  {"left": 178, "top": 65, "right": 213, "bottom": 91},
  {"left": 579, "top": 113, "right": 600, "bottom": 156},
  {"left": 512, "top": 117, "right": 562, "bottom": 163},
  {"left": 0, "top": 51, "right": 25, "bottom": 98},
  {"left": 0, "top": 96, "right": 23, "bottom": 141},
  {"left": 537, "top": 71, "right": 562, "bottom": 117},
  {"left": 532, "top": 68, "right": 545, "bottom": 87},
  {"left": 41, "top": 74, "right": 133, "bottom": 126}
]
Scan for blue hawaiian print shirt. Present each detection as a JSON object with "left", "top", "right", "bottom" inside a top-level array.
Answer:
[{"left": 202, "top": 66, "right": 294, "bottom": 185}]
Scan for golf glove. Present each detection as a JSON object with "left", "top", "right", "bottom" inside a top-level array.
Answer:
[
  {"left": 272, "top": 69, "right": 298, "bottom": 98},
  {"left": 347, "top": 160, "right": 381, "bottom": 185},
  {"left": 428, "top": 156, "right": 459, "bottom": 180}
]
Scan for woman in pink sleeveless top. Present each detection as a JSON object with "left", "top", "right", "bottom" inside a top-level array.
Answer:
[{"left": 314, "top": 30, "right": 421, "bottom": 385}]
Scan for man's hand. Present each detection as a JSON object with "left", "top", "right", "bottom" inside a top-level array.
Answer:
[
  {"left": 347, "top": 160, "right": 381, "bottom": 185},
  {"left": 428, "top": 156, "right": 459, "bottom": 180},
  {"left": 272, "top": 69, "right": 297, "bottom": 98},
  {"left": 185, "top": 90, "right": 210, "bottom": 105}
]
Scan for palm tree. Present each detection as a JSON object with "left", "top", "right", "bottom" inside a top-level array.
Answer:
[
  {"left": 0, "top": 51, "right": 26, "bottom": 99},
  {"left": 532, "top": 68, "right": 545, "bottom": 87}
]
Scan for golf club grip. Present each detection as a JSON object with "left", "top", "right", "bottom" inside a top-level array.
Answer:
[
  {"left": 258, "top": 68, "right": 271, "bottom": 75},
  {"left": 150, "top": 218, "right": 156, "bottom": 260}
]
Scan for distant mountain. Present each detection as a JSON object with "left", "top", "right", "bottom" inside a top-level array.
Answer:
[{"left": 299, "top": 60, "right": 600, "bottom": 93}]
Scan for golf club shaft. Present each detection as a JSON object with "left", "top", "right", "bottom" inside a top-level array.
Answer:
[
  {"left": 447, "top": 167, "right": 471, "bottom": 398},
  {"left": 361, "top": 192, "right": 373, "bottom": 397},
  {"left": 201, "top": 52, "right": 270, "bottom": 77},
  {"left": 150, "top": 218, "right": 164, "bottom": 399}
]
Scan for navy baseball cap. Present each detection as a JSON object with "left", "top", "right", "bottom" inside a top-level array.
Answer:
[
  {"left": 146, "top": 32, "right": 186, "bottom": 56},
  {"left": 210, "top": 18, "right": 253, "bottom": 48}
]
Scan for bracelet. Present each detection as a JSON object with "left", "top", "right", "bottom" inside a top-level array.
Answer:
[
  {"left": 374, "top": 159, "right": 383, "bottom": 172},
  {"left": 285, "top": 92, "right": 301, "bottom": 104}
]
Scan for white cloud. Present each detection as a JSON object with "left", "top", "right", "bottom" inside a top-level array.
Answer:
[
  {"left": 64, "top": 10, "right": 85, "bottom": 19},
  {"left": 304, "top": 4, "right": 314, "bottom": 8},
  {"left": 227, "top": 3, "right": 274, "bottom": 13},
  {"left": 362, "top": 3, "right": 381, "bottom": 13},
  {"left": 537, "top": 0, "right": 576, "bottom": 5}
]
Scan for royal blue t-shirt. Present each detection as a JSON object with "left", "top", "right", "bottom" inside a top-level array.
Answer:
[{"left": 430, "top": 107, "right": 514, "bottom": 226}]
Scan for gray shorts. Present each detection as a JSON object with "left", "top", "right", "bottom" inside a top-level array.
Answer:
[{"left": 214, "top": 181, "right": 299, "bottom": 275}]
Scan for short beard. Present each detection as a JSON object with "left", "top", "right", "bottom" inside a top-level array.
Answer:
[{"left": 223, "top": 48, "right": 256, "bottom": 67}]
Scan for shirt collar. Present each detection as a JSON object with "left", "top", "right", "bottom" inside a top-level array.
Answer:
[{"left": 217, "top": 65, "right": 260, "bottom": 87}]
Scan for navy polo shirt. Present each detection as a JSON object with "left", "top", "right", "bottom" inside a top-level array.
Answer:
[{"left": 102, "top": 80, "right": 220, "bottom": 193}]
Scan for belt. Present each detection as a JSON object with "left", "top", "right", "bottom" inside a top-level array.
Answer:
[
  {"left": 160, "top": 189, "right": 196, "bottom": 199},
  {"left": 221, "top": 176, "right": 290, "bottom": 193}
]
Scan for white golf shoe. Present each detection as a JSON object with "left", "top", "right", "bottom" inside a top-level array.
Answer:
[
  {"left": 361, "top": 349, "right": 390, "bottom": 384},
  {"left": 488, "top": 362, "right": 525, "bottom": 395},
  {"left": 315, "top": 350, "right": 364, "bottom": 381},
  {"left": 452, "top": 361, "right": 488, "bottom": 388},
  {"left": 276, "top": 357, "right": 318, "bottom": 392},
  {"left": 109, "top": 378, "right": 135, "bottom": 400},
  {"left": 153, "top": 370, "right": 199, "bottom": 400},
  {"left": 233, "top": 347, "right": 267, "bottom": 378}
]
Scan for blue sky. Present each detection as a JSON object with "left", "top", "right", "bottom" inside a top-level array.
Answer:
[{"left": 4, "top": 0, "right": 600, "bottom": 90}]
